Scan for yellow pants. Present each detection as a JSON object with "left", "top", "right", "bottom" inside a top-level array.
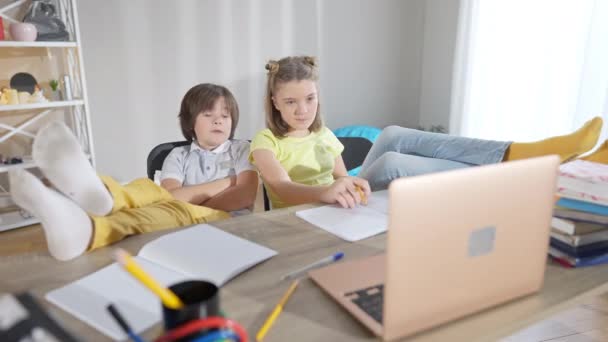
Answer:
[{"left": 88, "top": 176, "right": 229, "bottom": 250}]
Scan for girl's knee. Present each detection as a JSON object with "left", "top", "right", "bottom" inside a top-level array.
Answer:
[
  {"left": 379, "top": 125, "right": 417, "bottom": 143},
  {"left": 376, "top": 152, "right": 410, "bottom": 176}
]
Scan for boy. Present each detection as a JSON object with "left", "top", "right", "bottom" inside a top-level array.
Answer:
[{"left": 10, "top": 84, "right": 257, "bottom": 261}]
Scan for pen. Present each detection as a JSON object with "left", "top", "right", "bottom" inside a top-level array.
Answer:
[
  {"left": 356, "top": 186, "right": 368, "bottom": 205},
  {"left": 280, "top": 252, "right": 345, "bottom": 281},
  {"left": 113, "top": 249, "right": 184, "bottom": 309},
  {"left": 256, "top": 280, "right": 299, "bottom": 342},
  {"left": 106, "top": 303, "right": 146, "bottom": 342}
]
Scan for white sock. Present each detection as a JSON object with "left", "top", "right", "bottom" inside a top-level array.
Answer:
[
  {"left": 9, "top": 169, "right": 92, "bottom": 261},
  {"left": 32, "top": 121, "right": 113, "bottom": 216}
]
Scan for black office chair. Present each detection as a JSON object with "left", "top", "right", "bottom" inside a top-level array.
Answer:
[
  {"left": 337, "top": 136, "right": 373, "bottom": 172},
  {"left": 146, "top": 141, "right": 189, "bottom": 180}
]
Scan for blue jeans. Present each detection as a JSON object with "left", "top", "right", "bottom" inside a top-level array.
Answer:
[{"left": 358, "top": 126, "right": 511, "bottom": 190}]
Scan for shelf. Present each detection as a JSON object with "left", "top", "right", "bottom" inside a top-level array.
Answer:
[
  {"left": 0, "top": 100, "right": 84, "bottom": 112},
  {"left": 0, "top": 154, "right": 90, "bottom": 173},
  {"left": 0, "top": 160, "right": 36, "bottom": 173},
  {"left": 0, "top": 41, "right": 77, "bottom": 48},
  {"left": 0, "top": 211, "right": 39, "bottom": 232}
]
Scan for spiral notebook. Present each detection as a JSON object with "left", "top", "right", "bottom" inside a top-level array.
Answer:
[{"left": 45, "top": 224, "right": 277, "bottom": 340}]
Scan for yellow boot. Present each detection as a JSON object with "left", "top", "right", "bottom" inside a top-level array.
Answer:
[
  {"left": 581, "top": 140, "right": 608, "bottom": 164},
  {"left": 504, "top": 117, "right": 603, "bottom": 162}
]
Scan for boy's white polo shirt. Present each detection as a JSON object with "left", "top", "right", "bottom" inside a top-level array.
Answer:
[{"left": 160, "top": 139, "right": 253, "bottom": 186}]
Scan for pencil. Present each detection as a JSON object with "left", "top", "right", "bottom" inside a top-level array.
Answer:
[
  {"left": 255, "top": 280, "right": 299, "bottom": 342},
  {"left": 106, "top": 304, "right": 145, "bottom": 342},
  {"left": 113, "top": 249, "right": 184, "bottom": 309},
  {"left": 356, "top": 186, "right": 368, "bottom": 205}
]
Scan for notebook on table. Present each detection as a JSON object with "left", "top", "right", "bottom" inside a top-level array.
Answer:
[
  {"left": 295, "top": 190, "right": 389, "bottom": 241},
  {"left": 45, "top": 224, "right": 277, "bottom": 340}
]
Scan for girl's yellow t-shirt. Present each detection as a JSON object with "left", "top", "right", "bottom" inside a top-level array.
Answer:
[{"left": 249, "top": 126, "right": 344, "bottom": 208}]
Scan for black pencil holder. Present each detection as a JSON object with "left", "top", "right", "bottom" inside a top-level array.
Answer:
[{"left": 162, "top": 280, "right": 220, "bottom": 331}]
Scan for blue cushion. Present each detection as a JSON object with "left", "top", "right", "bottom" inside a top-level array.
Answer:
[
  {"left": 347, "top": 166, "right": 362, "bottom": 176},
  {"left": 333, "top": 125, "right": 381, "bottom": 143}
]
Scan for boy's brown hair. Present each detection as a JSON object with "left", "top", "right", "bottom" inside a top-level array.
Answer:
[
  {"left": 178, "top": 83, "right": 239, "bottom": 141},
  {"left": 265, "top": 56, "right": 323, "bottom": 137}
]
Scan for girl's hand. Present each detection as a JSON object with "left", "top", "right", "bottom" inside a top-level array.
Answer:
[{"left": 320, "top": 176, "right": 371, "bottom": 208}]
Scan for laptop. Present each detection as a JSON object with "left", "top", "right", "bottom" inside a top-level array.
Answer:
[{"left": 309, "top": 155, "right": 559, "bottom": 341}]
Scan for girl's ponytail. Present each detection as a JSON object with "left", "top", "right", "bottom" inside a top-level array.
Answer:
[{"left": 265, "top": 60, "right": 280, "bottom": 74}]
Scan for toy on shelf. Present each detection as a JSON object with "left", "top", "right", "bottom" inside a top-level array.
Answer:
[
  {"left": 0, "top": 86, "right": 48, "bottom": 105},
  {"left": 29, "top": 85, "right": 49, "bottom": 103},
  {"left": 0, "top": 72, "right": 51, "bottom": 105},
  {"left": 0, "top": 87, "right": 8, "bottom": 105},
  {"left": 0, "top": 87, "right": 19, "bottom": 105}
]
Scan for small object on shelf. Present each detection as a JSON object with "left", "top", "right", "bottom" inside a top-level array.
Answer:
[
  {"left": 0, "top": 156, "right": 23, "bottom": 165},
  {"left": 29, "top": 84, "right": 49, "bottom": 103},
  {"left": 0, "top": 87, "right": 8, "bottom": 105},
  {"left": 0, "top": 17, "right": 5, "bottom": 40},
  {"left": 62, "top": 75, "right": 72, "bottom": 100},
  {"left": 49, "top": 79, "right": 61, "bottom": 101},
  {"left": 18, "top": 91, "right": 30, "bottom": 104},
  {"left": 23, "top": 0, "right": 70, "bottom": 42},
  {"left": 9, "top": 22, "right": 37, "bottom": 42},
  {"left": 4, "top": 88, "right": 19, "bottom": 105},
  {"left": 10, "top": 72, "right": 38, "bottom": 94}
]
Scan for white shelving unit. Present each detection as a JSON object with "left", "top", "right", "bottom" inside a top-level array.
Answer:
[
  {"left": 0, "top": 41, "right": 77, "bottom": 47},
  {"left": 0, "top": 0, "right": 95, "bottom": 231},
  {"left": 0, "top": 100, "right": 84, "bottom": 112}
]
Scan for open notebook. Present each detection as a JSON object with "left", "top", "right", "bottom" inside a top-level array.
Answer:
[
  {"left": 45, "top": 224, "right": 277, "bottom": 340},
  {"left": 295, "top": 190, "right": 389, "bottom": 241}
]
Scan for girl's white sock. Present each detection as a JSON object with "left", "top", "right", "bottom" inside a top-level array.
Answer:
[
  {"left": 9, "top": 169, "right": 92, "bottom": 261},
  {"left": 32, "top": 121, "right": 113, "bottom": 216}
]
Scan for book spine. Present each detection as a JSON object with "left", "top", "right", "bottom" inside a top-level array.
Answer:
[
  {"left": 550, "top": 231, "right": 577, "bottom": 246},
  {"left": 553, "top": 209, "right": 608, "bottom": 225},
  {"left": 551, "top": 217, "right": 575, "bottom": 235},
  {"left": 556, "top": 198, "right": 608, "bottom": 216},
  {"left": 558, "top": 176, "right": 608, "bottom": 198},
  {"left": 550, "top": 238, "right": 608, "bottom": 258}
]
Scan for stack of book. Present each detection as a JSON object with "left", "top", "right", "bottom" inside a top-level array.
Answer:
[{"left": 549, "top": 160, "right": 608, "bottom": 267}]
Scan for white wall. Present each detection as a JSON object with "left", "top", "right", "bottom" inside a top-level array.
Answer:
[
  {"left": 77, "top": 0, "right": 426, "bottom": 181},
  {"left": 418, "top": 0, "right": 461, "bottom": 131},
  {"left": 319, "top": 0, "right": 424, "bottom": 130}
]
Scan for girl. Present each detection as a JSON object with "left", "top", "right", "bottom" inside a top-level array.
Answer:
[
  {"left": 9, "top": 84, "right": 257, "bottom": 261},
  {"left": 250, "top": 56, "right": 603, "bottom": 209},
  {"left": 250, "top": 56, "right": 371, "bottom": 210}
]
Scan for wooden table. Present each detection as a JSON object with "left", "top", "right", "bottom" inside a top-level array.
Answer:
[{"left": 2, "top": 204, "right": 608, "bottom": 341}]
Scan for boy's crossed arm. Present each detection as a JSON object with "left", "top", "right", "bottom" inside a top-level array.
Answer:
[
  {"left": 201, "top": 170, "right": 258, "bottom": 211},
  {"left": 161, "top": 177, "right": 235, "bottom": 205},
  {"left": 160, "top": 171, "right": 258, "bottom": 212}
]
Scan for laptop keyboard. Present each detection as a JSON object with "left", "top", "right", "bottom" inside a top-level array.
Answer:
[{"left": 345, "top": 284, "right": 384, "bottom": 324}]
